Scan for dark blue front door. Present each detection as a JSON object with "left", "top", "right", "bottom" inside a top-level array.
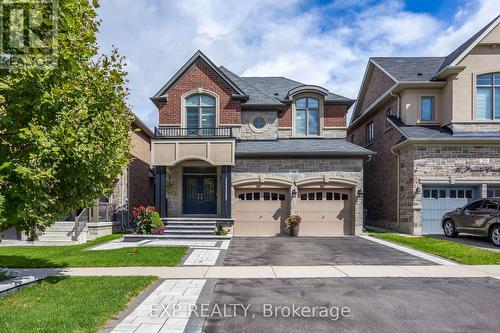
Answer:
[{"left": 183, "top": 175, "right": 217, "bottom": 215}]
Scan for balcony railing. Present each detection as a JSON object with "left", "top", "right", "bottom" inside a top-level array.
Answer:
[{"left": 155, "top": 127, "right": 234, "bottom": 138}]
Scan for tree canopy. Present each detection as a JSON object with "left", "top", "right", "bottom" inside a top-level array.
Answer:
[{"left": 0, "top": 0, "right": 132, "bottom": 237}]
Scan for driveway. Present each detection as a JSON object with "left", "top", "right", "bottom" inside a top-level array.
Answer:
[
  {"left": 202, "top": 277, "right": 500, "bottom": 333},
  {"left": 222, "top": 237, "right": 433, "bottom": 266},
  {"left": 431, "top": 234, "right": 500, "bottom": 252}
]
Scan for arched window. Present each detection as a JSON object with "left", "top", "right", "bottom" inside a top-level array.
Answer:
[
  {"left": 185, "top": 94, "right": 216, "bottom": 130},
  {"left": 295, "top": 97, "right": 319, "bottom": 135},
  {"left": 476, "top": 73, "right": 500, "bottom": 120}
]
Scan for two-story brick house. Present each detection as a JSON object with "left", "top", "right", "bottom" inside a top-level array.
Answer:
[
  {"left": 348, "top": 16, "right": 500, "bottom": 235},
  {"left": 150, "top": 51, "right": 373, "bottom": 236}
]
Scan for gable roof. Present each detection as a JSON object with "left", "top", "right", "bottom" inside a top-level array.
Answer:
[
  {"left": 350, "top": 16, "right": 500, "bottom": 128},
  {"left": 151, "top": 50, "right": 246, "bottom": 99},
  {"left": 371, "top": 57, "right": 446, "bottom": 82},
  {"left": 436, "top": 15, "right": 500, "bottom": 74},
  {"left": 151, "top": 51, "right": 354, "bottom": 108}
]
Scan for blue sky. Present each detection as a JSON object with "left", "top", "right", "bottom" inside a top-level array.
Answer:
[{"left": 96, "top": 0, "right": 500, "bottom": 128}]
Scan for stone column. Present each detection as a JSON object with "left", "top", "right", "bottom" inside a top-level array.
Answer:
[
  {"left": 290, "top": 184, "right": 298, "bottom": 216},
  {"left": 220, "top": 166, "right": 232, "bottom": 218}
]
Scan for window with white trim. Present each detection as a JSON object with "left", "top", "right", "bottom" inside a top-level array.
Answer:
[
  {"left": 295, "top": 97, "right": 319, "bottom": 136},
  {"left": 476, "top": 73, "right": 500, "bottom": 120},
  {"left": 185, "top": 94, "right": 216, "bottom": 133}
]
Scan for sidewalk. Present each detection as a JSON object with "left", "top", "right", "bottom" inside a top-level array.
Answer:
[{"left": 7, "top": 264, "right": 500, "bottom": 279}]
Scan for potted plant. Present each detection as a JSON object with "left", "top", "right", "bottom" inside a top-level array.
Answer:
[{"left": 284, "top": 215, "right": 302, "bottom": 237}]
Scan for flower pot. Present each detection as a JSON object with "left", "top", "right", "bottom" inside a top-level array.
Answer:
[{"left": 290, "top": 223, "right": 300, "bottom": 237}]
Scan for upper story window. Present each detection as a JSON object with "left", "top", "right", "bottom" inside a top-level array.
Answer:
[
  {"left": 420, "top": 96, "right": 435, "bottom": 121},
  {"left": 185, "top": 94, "right": 216, "bottom": 129},
  {"left": 295, "top": 97, "right": 319, "bottom": 136},
  {"left": 476, "top": 73, "right": 500, "bottom": 120},
  {"left": 365, "top": 121, "right": 374, "bottom": 145}
]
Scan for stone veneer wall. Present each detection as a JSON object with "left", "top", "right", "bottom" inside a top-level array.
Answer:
[
  {"left": 166, "top": 165, "right": 182, "bottom": 217},
  {"left": 232, "top": 158, "right": 365, "bottom": 235},
  {"left": 239, "top": 111, "right": 278, "bottom": 140},
  {"left": 449, "top": 123, "right": 500, "bottom": 133},
  {"left": 400, "top": 143, "right": 500, "bottom": 235}
]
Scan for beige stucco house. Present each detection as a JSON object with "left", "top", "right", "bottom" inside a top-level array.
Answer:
[{"left": 348, "top": 16, "right": 500, "bottom": 235}]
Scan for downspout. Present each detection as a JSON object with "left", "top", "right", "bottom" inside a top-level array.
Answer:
[
  {"left": 390, "top": 146, "right": 400, "bottom": 229},
  {"left": 390, "top": 91, "right": 400, "bottom": 118}
]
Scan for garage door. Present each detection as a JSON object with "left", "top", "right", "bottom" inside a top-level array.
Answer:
[
  {"left": 422, "top": 187, "right": 477, "bottom": 234},
  {"left": 234, "top": 189, "right": 288, "bottom": 236},
  {"left": 297, "top": 189, "right": 353, "bottom": 236}
]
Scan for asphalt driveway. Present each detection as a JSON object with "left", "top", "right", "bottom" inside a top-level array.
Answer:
[
  {"left": 202, "top": 277, "right": 500, "bottom": 333},
  {"left": 222, "top": 237, "right": 433, "bottom": 266}
]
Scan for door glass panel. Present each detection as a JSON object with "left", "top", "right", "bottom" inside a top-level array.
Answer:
[
  {"left": 458, "top": 190, "right": 465, "bottom": 198},
  {"left": 334, "top": 193, "right": 340, "bottom": 200},
  {"left": 185, "top": 177, "right": 198, "bottom": 200},
  {"left": 439, "top": 190, "right": 446, "bottom": 198},
  {"left": 279, "top": 194, "right": 285, "bottom": 201},
  {"left": 300, "top": 193, "right": 307, "bottom": 200},
  {"left": 342, "top": 194, "right": 349, "bottom": 201},
  {"left": 271, "top": 193, "right": 278, "bottom": 201},
  {"left": 308, "top": 109, "right": 319, "bottom": 135},
  {"left": 449, "top": 190, "right": 456, "bottom": 198},
  {"left": 264, "top": 192, "right": 271, "bottom": 201},
  {"left": 326, "top": 192, "right": 333, "bottom": 200},
  {"left": 431, "top": 189, "right": 438, "bottom": 199},
  {"left": 316, "top": 192, "right": 323, "bottom": 200},
  {"left": 308, "top": 192, "right": 314, "bottom": 200},
  {"left": 245, "top": 193, "right": 252, "bottom": 201},
  {"left": 465, "top": 190, "right": 473, "bottom": 199},
  {"left": 253, "top": 192, "right": 260, "bottom": 201},
  {"left": 423, "top": 189, "right": 430, "bottom": 198},
  {"left": 237, "top": 194, "right": 244, "bottom": 200},
  {"left": 295, "top": 110, "right": 306, "bottom": 135},
  {"left": 203, "top": 177, "right": 215, "bottom": 201}
]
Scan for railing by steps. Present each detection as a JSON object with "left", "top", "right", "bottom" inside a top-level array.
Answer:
[{"left": 73, "top": 209, "right": 89, "bottom": 241}]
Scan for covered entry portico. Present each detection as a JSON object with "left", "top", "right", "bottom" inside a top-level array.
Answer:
[{"left": 151, "top": 130, "right": 235, "bottom": 219}]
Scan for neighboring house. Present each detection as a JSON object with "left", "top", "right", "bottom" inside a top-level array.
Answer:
[
  {"left": 150, "top": 51, "right": 373, "bottom": 236},
  {"left": 0, "top": 114, "right": 154, "bottom": 242},
  {"left": 348, "top": 16, "right": 500, "bottom": 235}
]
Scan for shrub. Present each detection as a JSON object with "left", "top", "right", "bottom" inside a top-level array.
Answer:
[{"left": 132, "top": 206, "right": 164, "bottom": 235}]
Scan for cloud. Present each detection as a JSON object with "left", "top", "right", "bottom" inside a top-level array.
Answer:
[{"left": 95, "top": 0, "right": 500, "bottom": 129}]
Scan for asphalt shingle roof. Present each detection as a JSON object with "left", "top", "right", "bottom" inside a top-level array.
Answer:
[
  {"left": 219, "top": 67, "right": 354, "bottom": 106},
  {"left": 387, "top": 115, "right": 500, "bottom": 140},
  {"left": 236, "top": 139, "right": 374, "bottom": 157},
  {"left": 371, "top": 57, "right": 446, "bottom": 82}
]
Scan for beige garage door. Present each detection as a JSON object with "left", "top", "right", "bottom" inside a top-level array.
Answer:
[
  {"left": 298, "top": 189, "right": 353, "bottom": 236},
  {"left": 234, "top": 189, "right": 289, "bottom": 236}
]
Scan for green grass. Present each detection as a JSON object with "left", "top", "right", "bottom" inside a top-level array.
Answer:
[
  {"left": 0, "top": 234, "right": 188, "bottom": 268},
  {"left": 370, "top": 230, "right": 500, "bottom": 265},
  {"left": 0, "top": 276, "right": 155, "bottom": 333}
]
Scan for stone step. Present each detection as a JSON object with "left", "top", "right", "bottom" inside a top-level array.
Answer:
[
  {"left": 38, "top": 235, "right": 74, "bottom": 242},
  {"left": 124, "top": 234, "right": 231, "bottom": 241},
  {"left": 41, "top": 231, "right": 74, "bottom": 236},
  {"left": 166, "top": 225, "right": 215, "bottom": 230},
  {"left": 166, "top": 221, "right": 217, "bottom": 226},
  {"left": 165, "top": 229, "right": 215, "bottom": 235}
]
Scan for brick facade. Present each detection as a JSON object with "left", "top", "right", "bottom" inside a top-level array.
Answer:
[
  {"left": 358, "top": 66, "right": 395, "bottom": 112},
  {"left": 159, "top": 58, "right": 241, "bottom": 125},
  {"left": 324, "top": 104, "right": 348, "bottom": 127}
]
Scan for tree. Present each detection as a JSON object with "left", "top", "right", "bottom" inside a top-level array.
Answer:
[{"left": 0, "top": 0, "right": 132, "bottom": 238}]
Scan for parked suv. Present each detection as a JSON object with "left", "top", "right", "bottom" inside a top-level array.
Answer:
[{"left": 441, "top": 198, "right": 500, "bottom": 247}]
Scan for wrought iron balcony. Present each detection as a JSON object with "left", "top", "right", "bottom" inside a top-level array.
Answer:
[{"left": 154, "top": 126, "right": 234, "bottom": 138}]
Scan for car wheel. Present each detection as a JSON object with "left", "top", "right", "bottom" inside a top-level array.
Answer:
[
  {"left": 443, "top": 220, "right": 458, "bottom": 238},
  {"left": 490, "top": 225, "right": 500, "bottom": 247}
]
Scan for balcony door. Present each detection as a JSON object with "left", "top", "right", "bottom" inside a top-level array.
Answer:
[{"left": 185, "top": 94, "right": 215, "bottom": 135}]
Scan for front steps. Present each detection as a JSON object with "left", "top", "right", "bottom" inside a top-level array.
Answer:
[{"left": 38, "top": 221, "right": 87, "bottom": 243}]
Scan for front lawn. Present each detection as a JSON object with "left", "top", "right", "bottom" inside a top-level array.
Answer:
[
  {"left": 0, "top": 234, "right": 187, "bottom": 268},
  {"left": 0, "top": 276, "right": 155, "bottom": 333},
  {"left": 370, "top": 231, "right": 500, "bottom": 265}
]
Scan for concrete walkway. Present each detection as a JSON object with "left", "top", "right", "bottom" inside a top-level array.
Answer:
[{"left": 7, "top": 265, "right": 500, "bottom": 279}]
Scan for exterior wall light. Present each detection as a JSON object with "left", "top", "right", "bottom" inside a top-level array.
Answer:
[
  {"left": 291, "top": 189, "right": 297, "bottom": 198},
  {"left": 357, "top": 189, "right": 364, "bottom": 197}
]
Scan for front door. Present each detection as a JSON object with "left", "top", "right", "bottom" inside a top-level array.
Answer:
[{"left": 183, "top": 175, "right": 217, "bottom": 215}]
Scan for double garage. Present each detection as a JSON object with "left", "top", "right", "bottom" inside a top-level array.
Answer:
[{"left": 233, "top": 185, "right": 354, "bottom": 236}]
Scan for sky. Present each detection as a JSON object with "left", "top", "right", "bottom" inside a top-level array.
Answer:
[{"left": 96, "top": 0, "right": 500, "bottom": 129}]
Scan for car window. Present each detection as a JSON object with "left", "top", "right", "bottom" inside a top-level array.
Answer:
[
  {"left": 484, "top": 200, "right": 499, "bottom": 210},
  {"left": 464, "top": 200, "right": 483, "bottom": 212}
]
